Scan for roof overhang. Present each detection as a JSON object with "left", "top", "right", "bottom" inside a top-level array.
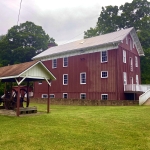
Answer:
[
  {"left": 0, "top": 61, "right": 56, "bottom": 85},
  {"left": 33, "top": 42, "right": 120, "bottom": 61}
]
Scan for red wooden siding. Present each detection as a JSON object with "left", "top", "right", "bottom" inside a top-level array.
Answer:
[{"left": 34, "top": 34, "right": 141, "bottom": 100}]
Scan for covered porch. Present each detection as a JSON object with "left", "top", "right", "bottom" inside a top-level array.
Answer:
[
  {"left": 124, "top": 84, "right": 150, "bottom": 93},
  {"left": 0, "top": 60, "right": 56, "bottom": 116}
]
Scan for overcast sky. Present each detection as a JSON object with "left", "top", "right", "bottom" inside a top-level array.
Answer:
[{"left": 0, "top": 0, "right": 133, "bottom": 45}]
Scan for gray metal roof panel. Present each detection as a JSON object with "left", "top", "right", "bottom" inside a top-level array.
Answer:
[{"left": 32, "top": 27, "right": 140, "bottom": 60}]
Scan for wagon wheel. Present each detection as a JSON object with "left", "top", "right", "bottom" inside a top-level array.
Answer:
[{"left": 20, "top": 89, "right": 29, "bottom": 107}]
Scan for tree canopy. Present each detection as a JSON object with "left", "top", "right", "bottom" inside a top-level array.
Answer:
[
  {"left": 0, "top": 21, "right": 56, "bottom": 66},
  {"left": 84, "top": 0, "right": 150, "bottom": 83}
]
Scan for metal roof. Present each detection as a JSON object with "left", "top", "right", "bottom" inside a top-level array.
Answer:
[
  {"left": 32, "top": 27, "right": 144, "bottom": 60},
  {"left": 0, "top": 60, "right": 56, "bottom": 83}
]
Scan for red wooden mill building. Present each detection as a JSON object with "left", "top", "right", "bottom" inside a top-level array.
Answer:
[{"left": 32, "top": 27, "right": 145, "bottom": 100}]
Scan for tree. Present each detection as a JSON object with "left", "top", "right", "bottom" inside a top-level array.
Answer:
[
  {"left": 0, "top": 21, "right": 56, "bottom": 66},
  {"left": 84, "top": 0, "right": 150, "bottom": 37}
]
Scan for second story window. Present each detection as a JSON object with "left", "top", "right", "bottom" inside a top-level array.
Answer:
[
  {"left": 130, "top": 57, "right": 133, "bottom": 71},
  {"left": 63, "top": 57, "right": 68, "bottom": 67},
  {"left": 101, "top": 71, "right": 108, "bottom": 78},
  {"left": 80, "top": 72, "right": 86, "bottom": 84},
  {"left": 63, "top": 74, "right": 68, "bottom": 85},
  {"left": 123, "top": 72, "right": 127, "bottom": 85},
  {"left": 101, "top": 51, "right": 108, "bottom": 63},
  {"left": 135, "top": 56, "right": 138, "bottom": 67},
  {"left": 123, "top": 50, "right": 126, "bottom": 63},
  {"left": 52, "top": 59, "right": 57, "bottom": 68}
]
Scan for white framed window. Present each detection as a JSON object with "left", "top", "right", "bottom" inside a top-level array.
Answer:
[
  {"left": 136, "top": 75, "right": 139, "bottom": 84},
  {"left": 101, "top": 51, "right": 108, "bottom": 63},
  {"left": 63, "top": 57, "right": 68, "bottom": 67},
  {"left": 38, "top": 81, "right": 42, "bottom": 84},
  {"left": 41, "top": 94, "right": 48, "bottom": 98},
  {"left": 123, "top": 50, "right": 126, "bottom": 63},
  {"left": 80, "top": 72, "right": 86, "bottom": 84},
  {"left": 123, "top": 72, "right": 127, "bottom": 85},
  {"left": 101, "top": 71, "right": 108, "bottom": 78},
  {"left": 63, "top": 93, "right": 68, "bottom": 99},
  {"left": 50, "top": 94, "right": 55, "bottom": 98},
  {"left": 52, "top": 59, "right": 57, "bottom": 68},
  {"left": 130, "top": 57, "right": 133, "bottom": 71},
  {"left": 80, "top": 93, "right": 86, "bottom": 99},
  {"left": 135, "top": 56, "right": 138, "bottom": 67},
  {"left": 63, "top": 74, "right": 68, "bottom": 85},
  {"left": 101, "top": 94, "right": 108, "bottom": 100}
]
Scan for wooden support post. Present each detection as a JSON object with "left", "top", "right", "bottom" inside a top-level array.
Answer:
[
  {"left": 47, "top": 83, "right": 50, "bottom": 113},
  {"left": 26, "top": 81, "right": 29, "bottom": 107},
  {"left": 17, "top": 84, "right": 20, "bottom": 116}
]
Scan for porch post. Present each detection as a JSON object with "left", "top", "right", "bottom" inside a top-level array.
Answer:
[
  {"left": 47, "top": 83, "right": 50, "bottom": 113},
  {"left": 26, "top": 81, "right": 29, "bottom": 107},
  {"left": 17, "top": 84, "right": 20, "bottom": 116}
]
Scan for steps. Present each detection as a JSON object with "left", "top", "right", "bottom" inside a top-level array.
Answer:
[
  {"left": 143, "top": 98, "right": 150, "bottom": 105},
  {"left": 139, "top": 89, "right": 150, "bottom": 105}
]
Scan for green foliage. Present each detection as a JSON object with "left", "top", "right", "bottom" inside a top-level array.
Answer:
[
  {"left": 0, "top": 21, "right": 56, "bottom": 94},
  {"left": 0, "top": 104, "right": 150, "bottom": 150},
  {"left": 0, "top": 21, "right": 56, "bottom": 66}
]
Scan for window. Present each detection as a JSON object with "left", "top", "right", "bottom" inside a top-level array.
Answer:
[
  {"left": 63, "top": 74, "right": 68, "bottom": 85},
  {"left": 123, "top": 72, "right": 127, "bottom": 85},
  {"left": 101, "top": 94, "right": 108, "bottom": 100},
  {"left": 130, "top": 57, "right": 133, "bottom": 71},
  {"left": 101, "top": 71, "right": 108, "bottom": 78},
  {"left": 101, "top": 51, "right": 108, "bottom": 63},
  {"left": 80, "top": 72, "right": 86, "bottom": 84},
  {"left": 80, "top": 93, "right": 86, "bottom": 99},
  {"left": 41, "top": 94, "right": 48, "bottom": 98},
  {"left": 63, "top": 93, "right": 68, "bottom": 99},
  {"left": 123, "top": 50, "right": 126, "bottom": 63},
  {"left": 63, "top": 57, "right": 68, "bottom": 67},
  {"left": 135, "top": 56, "right": 138, "bottom": 67},
  {"left": 136, "top": 75, "right": 139, "bottom": 84},
  {"left": 50, "top": 94, "right": 55, "bottom": 98},
  {"left": 52, "top": 59, "right": 57, "bottom": 68},
  {"left": 38, "top": 81, "right": 42, "bottom": 84}
]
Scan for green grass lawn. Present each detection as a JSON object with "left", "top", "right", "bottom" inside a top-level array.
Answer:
[{"left": 0, "top": 104, "right": 150, "bottom": 150}]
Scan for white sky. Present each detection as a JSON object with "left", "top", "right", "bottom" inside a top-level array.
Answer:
[{"left": 0, "top": 0, "right": 133, "bottom": 45}]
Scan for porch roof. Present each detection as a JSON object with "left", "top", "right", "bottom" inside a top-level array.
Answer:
[{"left": 0, "top": 60, "right": 56, "bottom": 84}]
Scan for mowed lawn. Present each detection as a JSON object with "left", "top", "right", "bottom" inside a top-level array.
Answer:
[{"left": 0, "top": 104, "right": 150, "bottom": 150}]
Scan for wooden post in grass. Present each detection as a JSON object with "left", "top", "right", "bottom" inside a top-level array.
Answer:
[
  {"left": 17, "top": 84, "right": 20, "bottom": 117},
  {"left": 47, "top": 83, "right": 50, "bottom": 113}
]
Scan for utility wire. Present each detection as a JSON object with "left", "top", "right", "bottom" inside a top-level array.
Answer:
[{"left": 17, "top": 0, "right": 23, "bottom": 25}]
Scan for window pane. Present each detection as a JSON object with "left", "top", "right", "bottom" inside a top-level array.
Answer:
[
  {"left": 101, "top": 94, "right": 108, "bottom": 100},
  {"left": 101, "top": 51, "right": 107, "bottom": 62},
  {"left": 80, "top": 73, "right": 86, "bottom": 84},
  {"left": 101, "top": 71, "right": 108, "bottom": 78},
  {"left": 63, "top": 57, "right": 68, "bottom": 67},
  {"left": 63, "top": 74, "right": 68, "bottom": 85},
  {"left": 63, "top": 93, "right": 68, "bottom": 98},
  {"left": 80, "top": 93, "right": 86, "bottom": 99}
]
